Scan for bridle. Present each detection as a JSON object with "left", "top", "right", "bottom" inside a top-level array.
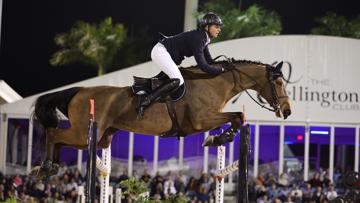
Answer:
[{"left": 214, "top": 55, "right": 288, "bottom": 113}]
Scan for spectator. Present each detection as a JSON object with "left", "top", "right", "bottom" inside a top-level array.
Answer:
[
  {"left": 178, "top": 170, "right": 187, "bottom": 186},
  {"left": 257, "top": 194, "right": 270, "bottom": 203},
  {"left": 284, "top": 193, "right": 294, "bottom": 203},
  {"left": 290, "top": 184, "right": 302, "bottom": 202},
  {"left": 308, "top": 172, "right": 322, "bottom": 188},
  {"left": 163, "top": 177, "right": 177, "bottom": 196},
  {"left": 0, "top": 184, "right": 6, "bottom": 201},
  {"left": 185, "top": 177, "right": 198, "bottom": 201},
  {"left": 140, "top": 168, "right": 152, "bottom": 186},
  {"left": 174, "top": 174, "right": 185, "bottom": 195},
  {"left": 326, "top": 184, "right": 338, "bottom": 201},
  {"left": 302, "top": 183, "right": 313, "bottom": 203},
  {"left": 264, "top": 173, "right": 277, "bottom": 187},
  {"left": 151, "top": 182, "right": 164, "bottom": 200},
  {"left": 268, "top": 183, "right": 279, "bottom": 200},
  {"left": 312, "top": 186, "right": 325, "bottom": 203},
  {"left": 118, "top": 168, "right": 129, "bottom": 183},
  {"left": 197, "top": 185, "right": 210, "bottom": 203},
  {"left": 278, "top": 173, "right": 290, "bottom": 187}
]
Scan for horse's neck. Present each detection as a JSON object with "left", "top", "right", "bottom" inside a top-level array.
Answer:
[{"left": 230, "top": 64, "right": 267, "bottom": 97}]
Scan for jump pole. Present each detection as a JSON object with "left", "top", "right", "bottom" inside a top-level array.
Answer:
[{"left": 86, "top": 99, "right": 97, "bottom": 203}]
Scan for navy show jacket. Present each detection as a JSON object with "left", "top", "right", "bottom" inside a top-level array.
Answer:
[{"left": 160, "top": 29, "right": 222, "bottom": 75}]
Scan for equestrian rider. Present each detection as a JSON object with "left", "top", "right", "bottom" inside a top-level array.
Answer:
[{"left": 138, "top": 12, "right": 226, "bottom": 109}]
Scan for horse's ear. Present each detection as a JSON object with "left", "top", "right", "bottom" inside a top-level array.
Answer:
[{"left": 275, "top": 61, "right": 283, "bottom": 71}]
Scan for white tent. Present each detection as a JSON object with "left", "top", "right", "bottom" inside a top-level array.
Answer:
[{"left": 0, "top": 80, "right": 22, "bottom": 104}]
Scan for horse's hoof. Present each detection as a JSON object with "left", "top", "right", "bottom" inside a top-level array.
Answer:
[
  {"left": 202, "top": 136, "right": 216, "bottom": 147},
  {"left": 50, "top": 163, "right": 59, "bottom": 176},
  {"left": 29, "top": 163, "right": 59, "bottom": 180},
  {"left": 29, "top": 166, "right": 41, "bottom": 177}
]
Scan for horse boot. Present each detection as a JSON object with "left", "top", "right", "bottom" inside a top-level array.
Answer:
[
  {"left": 32, "top": 159, "right": 59, "bottom": 179},
  {"left": 203, "top": 127, "right": 238, "bottom": 147},
  {"left": 137, "top": 78, "right": 180, "bottom": 115}
]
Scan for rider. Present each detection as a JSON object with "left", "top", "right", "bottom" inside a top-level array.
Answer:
[{"left": 138, "top": 12, "right": 226, "bottom": 110}]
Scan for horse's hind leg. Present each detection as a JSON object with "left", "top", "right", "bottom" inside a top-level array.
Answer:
[
  {"left": 34, "top": 127, "right": 88, "bottom": 179},
  {"left": 31, "top": 128, "right": 61, "bottom": 179}
]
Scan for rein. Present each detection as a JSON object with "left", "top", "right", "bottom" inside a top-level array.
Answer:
[{"left": 214, "top": 56, "right": 282, "bottom": 113}]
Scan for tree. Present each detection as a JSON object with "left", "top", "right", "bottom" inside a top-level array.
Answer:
[
  {"left": 111, "top": 26, "right": 153, "bottom": 71},
  {"left": 311, "top": 12, "right": 360, "bottom": 39},
  {"left": 198, "top": 0, "right": 282, "bottom": 42},
  {"left": 50, "top": 17, "right": 126, "bottom": 76}
]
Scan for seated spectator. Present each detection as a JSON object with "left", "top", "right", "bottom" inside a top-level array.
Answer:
[
  {"left": 312, "top": 186, "right": 325, "bottom": 203},
  {"left": 278, "top": 186, "right": 290, "bottom": 202},
  {"left": 255, "top": 174, "right": 265, "bottom": 189},
  {"left": 284, "top": 193, "right": 294, "bottom": 203},
  {"left": 290, "top": 184, "right": 302, "bottom": 202},
  {"left": 185, "top": 177, "right": 198, "bottom": 201},
  {"left": 267, "top": 183, "right": 280, "bottom": 201},
  {"left": 256, "top": 185, "right": 267, "bottom": 199},
  {"left": 13, "top": 174, "right": 23, "bottom": 188},
  {"left": 256, "top": 194, "right": 270, "bottom": 203},
  {"left": 264, "top": 173, "right": 277, "bottom": 187},
  {"left": 326, "top": 184, "right": 338, "bottom": 201},
  {"left": 302, "top": 183, "right": 313, "bottom": 203},
  {"left": 197, "top": 185, "right": 210, "bottom": 203},
  {"left": 163, "top": 177, "right": 177, "bottom": 196},
  {"left": 174, "top": 174, "right": 185, "bottom": 195},
  {"left": 140, "top": 168, "right": 152, "bottom": 186},
  {"left": 308, "top": 172, "right": 322, "bottom": 188},
  {"left": 151, "top": 182, "right": 164, "bottom": 200},
  {"left": 0, "top": 184, "right": 6, "bottom": 201},
  {"left": 278, "top": 173, "right": 290, "bottom": 187}
]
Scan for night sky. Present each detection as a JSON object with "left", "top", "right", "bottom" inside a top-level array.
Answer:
[{"left": 0, "top": 0, "right": 358, "bottom": 97}]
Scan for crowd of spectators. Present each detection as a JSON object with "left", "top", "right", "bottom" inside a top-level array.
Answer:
[{"left": 0, "top": 165, "right": 355, "bottom": 203}]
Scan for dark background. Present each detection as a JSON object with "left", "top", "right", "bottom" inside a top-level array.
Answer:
[{"left": 0, "top": 0, "right": 358, "bottom": 97}]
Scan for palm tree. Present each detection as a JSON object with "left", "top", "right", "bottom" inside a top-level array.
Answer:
[
  {"left": 198, "top": 0, "right": 282, "bottom": 42},
  {"left": 311, "top": 12, "right": 360, "bottom": 39},
  {"left": 50, "top": 17, "right": 126, "bottom": 76}
]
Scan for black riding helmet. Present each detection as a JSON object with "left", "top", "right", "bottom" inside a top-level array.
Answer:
[{"left": 199, "top": 12, "right": 223, "bottom": 28}]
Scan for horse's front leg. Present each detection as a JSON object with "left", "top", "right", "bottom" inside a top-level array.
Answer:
[{"left": 203, "top": 112, "right": 244, "bottom": 147}]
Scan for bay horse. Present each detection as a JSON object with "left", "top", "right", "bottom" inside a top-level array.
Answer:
[{"left": 31, "top": 59, "right": 291, "bottom": 178}]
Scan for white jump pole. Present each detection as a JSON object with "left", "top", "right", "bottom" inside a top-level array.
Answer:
[
  {"left": 115, "top": 188, "right": 122, "bottom": 203},
  {"left": 215, "top": 146, "right": 226, "bottom": 203},
  {"left": 99, "top": 146, "right": 111, "bottom": 203},
  {"left": 78, "top": 185, "right": 86, "bottom": 203}
]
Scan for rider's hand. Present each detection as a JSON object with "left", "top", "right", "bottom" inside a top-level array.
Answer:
[{"left": 221, "top": 62, "right": 234, "bottom": 72}]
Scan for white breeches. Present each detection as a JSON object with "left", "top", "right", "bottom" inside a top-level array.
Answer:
[{"left": 151, "top": 43, "right": 184, "bottom": 85}]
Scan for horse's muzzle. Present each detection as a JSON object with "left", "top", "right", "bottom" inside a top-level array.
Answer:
[{"left": 282, "top": 109, "right": 291, "bottom": 119}]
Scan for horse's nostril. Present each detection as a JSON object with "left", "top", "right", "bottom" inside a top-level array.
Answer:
[{"left": 284, "top": 109, "right": 291, "bottom": 117}]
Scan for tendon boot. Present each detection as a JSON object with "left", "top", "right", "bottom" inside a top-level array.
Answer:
[{"left": 138, "top": 78, "right": 180, "bottom": 114}]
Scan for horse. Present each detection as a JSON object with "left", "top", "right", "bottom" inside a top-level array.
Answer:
[{"left": 31, "top": 59, "right": 291, "bottom": 178}]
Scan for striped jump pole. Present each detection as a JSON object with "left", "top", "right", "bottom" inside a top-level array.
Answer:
[{"left": 215, "top": 146, "right": 226, "bottom": 203}]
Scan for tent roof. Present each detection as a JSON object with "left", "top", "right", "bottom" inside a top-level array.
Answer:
[{"left": 0, "top": 80, "right": 22, "bottom": 105}]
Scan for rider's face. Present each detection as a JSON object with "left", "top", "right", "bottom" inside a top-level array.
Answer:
[{"left": 206, "top": 25, "right": 221, "bottom": 38}]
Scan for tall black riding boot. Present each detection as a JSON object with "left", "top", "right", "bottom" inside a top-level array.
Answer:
[{"left": 139, "top": 78, "right": 180, "bottom": 107}]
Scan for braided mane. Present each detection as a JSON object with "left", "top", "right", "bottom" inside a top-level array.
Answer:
[{"left": 180, "top": 58, "right": 267, "bottom": 79}]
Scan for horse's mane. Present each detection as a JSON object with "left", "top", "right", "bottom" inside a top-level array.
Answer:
[{"left": 180, "top": 59, "right": 267, "bottom": 80}]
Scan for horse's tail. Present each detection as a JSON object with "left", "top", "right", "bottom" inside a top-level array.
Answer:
[{"left": 32, "top": 87, "right": 81, "bottom": 129}]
